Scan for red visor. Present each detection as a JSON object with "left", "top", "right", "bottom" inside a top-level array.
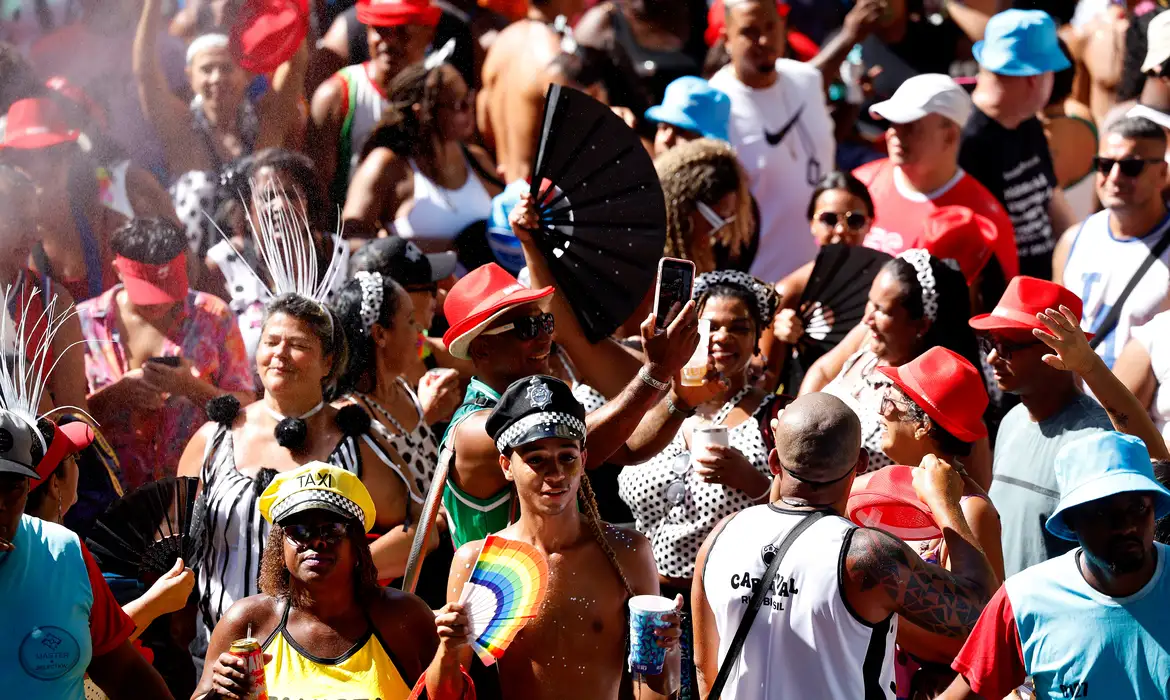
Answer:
[
  {"left": 115, "top": 254, "right": 190, "bottom": 305},
  {"left": 33, "top": 422, "right": 95, "bottom": 489},
  {"left": 356, "top": 0, "right": 441, "bottom": 27}
]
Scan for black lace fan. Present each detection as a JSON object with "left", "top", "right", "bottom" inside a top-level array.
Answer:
[
  {"left": 797, "top": 244, "right": 892, "bottom": 359},
  {"left": 528, "top": 84, "right": 667, "bottom": 342},
  {"left": 86, "top": 476, "right": 205, "bottom": 582}
]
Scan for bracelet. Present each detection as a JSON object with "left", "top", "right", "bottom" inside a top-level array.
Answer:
[
  {"left": 751, "top": 478, "right": 773, "bottom": 502},
  {"left": 666, "top": 395, "right": 695, "bottom": 419},
  {"left": 638, "top": 366, "right": 670, "bottom": 393}
]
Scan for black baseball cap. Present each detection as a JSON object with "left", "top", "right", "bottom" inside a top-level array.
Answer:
[{"left": 349, "top": 237, "right": 457, "bottom": 289}]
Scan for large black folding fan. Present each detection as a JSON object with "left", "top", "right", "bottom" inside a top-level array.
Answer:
[
  {"left": 527, "top": 85, "right": 667, "bottom": 342},
  {"left": 797, "top": 244, "right": 891, "bottom": 356}
]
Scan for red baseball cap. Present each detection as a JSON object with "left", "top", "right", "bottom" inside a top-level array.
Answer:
[
  {"left": 32, "top": 421, "right": 96, "bottom": 489},
  {"left": 230, "top": 0, "right": 309, "bottom": 75},
  {"left": 878, "top": 346, "right": 988, "bottom": 442},
  {"left": 968, "top": 276, "right": 1092, "bottom": 338},
  {"left": 356, "top": 0, "right": 441, "bottom": 28},
  {"left": 1, "top": 98, "right": 81, "bottom": 150},
  {"left": 115, "top": 253, "right": 190, "bottom": 306},
  {"left": 442, "top": 263, "right": 553, "bottom": 360},
  {"left": 921, "top": 206, "right": 997, "bottom": 285},
  {"left": 847, "top": 465, "right": 942, "bottom": 541}
]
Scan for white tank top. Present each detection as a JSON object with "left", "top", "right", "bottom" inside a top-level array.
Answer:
[
  {"left": 392, "top": 155, "right": 493, "bottom": 246},
  {"left": 1062, "top": 209, "right": 1170, "bottom": 368},
  {"left": 701, "top": 505, "right": 897, "bottom": 700}
]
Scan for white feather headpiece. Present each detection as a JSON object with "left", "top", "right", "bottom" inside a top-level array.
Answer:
[{"left": 0, "top": 285, "right": 87, "bottom": 452}]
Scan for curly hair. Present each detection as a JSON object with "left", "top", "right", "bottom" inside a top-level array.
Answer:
[
  {"left": 258, "top": 521, "right": 380, "bottom": 607},
  {"left": 360, "top": 62, "right": 457, "bottom": 162},
  {"left": 655, "top": 139, "right": 754, "bottom": 267}
]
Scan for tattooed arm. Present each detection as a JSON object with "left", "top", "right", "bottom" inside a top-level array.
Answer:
[{"left": 841, "top": 456, "right": 997, "bottom": 637}]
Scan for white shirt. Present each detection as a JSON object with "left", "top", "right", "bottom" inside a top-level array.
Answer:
[
  {"left": 1063, "top": 209, "right": 1170, "bottom": 369},
  {"left": 1131, "top": 311, "right": 1170, "bottom": 445},
  {"left": 701, "top": 504, "right": 896, "bottom": 699},
  {"left": 709, "top": 60, "right": 835, "bottom": 281}
]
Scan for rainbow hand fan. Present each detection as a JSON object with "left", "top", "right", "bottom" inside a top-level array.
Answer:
[{"left": 458, "top": 535, "right": 550, "bottom": 666}]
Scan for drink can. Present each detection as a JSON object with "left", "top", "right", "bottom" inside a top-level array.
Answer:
[
  {"left": 229, "top": 638, "right": 269, "bottom": 700},
  {"left": 627, "top": 595, "right": 676, "bottom": 676}
]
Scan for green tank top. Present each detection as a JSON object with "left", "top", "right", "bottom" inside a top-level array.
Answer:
[{"left": 440, "top": 378, "right": 514, "bottom": 549}]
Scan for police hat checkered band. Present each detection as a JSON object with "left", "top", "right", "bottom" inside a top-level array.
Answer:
[
  {"left": 495, "top": 412, "right": 587, "bottom": 453},
  {"left": 355, "top": 271, "right": 384, "bottom": 332},
  {"left": 898, "top": 249, "right": 938, "bottom": 322},
  {"left": 692, "top": 270, "right": 779, "bottom": 321},
  {"left": 270, "top": 488, "right": 366, "bottom": 525}
]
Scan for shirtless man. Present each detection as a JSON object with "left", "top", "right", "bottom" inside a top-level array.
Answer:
[
  {"left": 478, "top": 0, "right": 585, "bottom": 182},
  {"left": 308, "top": 0, "right": 440, "bottom": 205},
  {"left": 424, "top": 376, "right": 682, "bottom": 699}
]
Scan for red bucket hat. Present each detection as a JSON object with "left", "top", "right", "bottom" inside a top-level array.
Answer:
[
  {"left": 1, "top": 98, "right": 81, "bottom": 150},
  {"left": 442, "top": 263, "right": 553, "bottom": 360},
  {"left": 356, "top": 0, "right": 441, "bottom": 28},
  {"left": 968, "top": 276, "right": 1092, "bottom": 338},
  {"left": 878, "top": 346, "right": 988, "bottom": 442},
  {"left": 921, "top": 206, "right": 997, "bottom": 285},
  {"left": 32, "top": 421, "right": 96, "bottom": 489},
  {"left": 847, "top": 465, "right": 942, "bottom": 541},
  {"left": 230, "top": 0, "right": 310, "bottom": 75},
  {"left": 114, "top": 253, "right": 190, "bottom": 306}
]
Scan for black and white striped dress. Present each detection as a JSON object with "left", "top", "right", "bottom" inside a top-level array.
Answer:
[{"left": 192, "top": 423, "right": 381, "bottom": 661}]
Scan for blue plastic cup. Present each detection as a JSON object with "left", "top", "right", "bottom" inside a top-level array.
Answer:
[{"left": 628, "top": 595, "right": 675, "bottom": 675}]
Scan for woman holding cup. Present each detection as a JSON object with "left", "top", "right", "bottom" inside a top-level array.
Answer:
[{"left": 613, "top": 270, "right": 787, "bottom": 699}]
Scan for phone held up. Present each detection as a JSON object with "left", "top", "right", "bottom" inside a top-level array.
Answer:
[{"left": 654, "top": 257, "right": 696, "bottom": 331}]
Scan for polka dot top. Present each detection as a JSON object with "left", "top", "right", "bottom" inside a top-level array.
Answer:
[
  {"left": 822, "top": 348, "right": 894, "bottom": 472},
  {"left": 617, "top": 395, "right": 777, "bottom": 579}
]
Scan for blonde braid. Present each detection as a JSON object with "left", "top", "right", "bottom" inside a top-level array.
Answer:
[{"left": 578, "top": 472, "right": 635, "bottom": 598}]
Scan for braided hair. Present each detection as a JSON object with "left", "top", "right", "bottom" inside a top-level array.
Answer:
[{"left": 578, "top": 472, "right": 635, "bottom": 599}]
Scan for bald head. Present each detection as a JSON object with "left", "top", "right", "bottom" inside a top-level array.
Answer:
[{"left": 773, "top": 393, "right": 862, "bottom": 483}]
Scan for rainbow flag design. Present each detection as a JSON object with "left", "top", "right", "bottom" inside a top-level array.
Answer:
[{"left": 458, "top": 534, "right": 550, "bottom": 666}]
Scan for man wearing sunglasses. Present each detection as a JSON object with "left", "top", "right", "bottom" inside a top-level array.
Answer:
[
  {"left": 1055, "top": 115, "right": 1170, "bottom": 371},
  {"left": 969, "top": 276, "right": 1111, "bottom": 577},
  {"left": 855, "top": 73, "right": 1018, "bottom": 278}
]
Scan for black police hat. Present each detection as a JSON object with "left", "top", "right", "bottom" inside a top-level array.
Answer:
[{"left": 485, "top": 376, "right": 586, "bottom": 454}]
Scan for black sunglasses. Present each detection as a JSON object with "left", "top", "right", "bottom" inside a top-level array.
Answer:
[
  {"left": 978, "top": 334, "right": 1040, "bottom": 360},
  {"left": 815, "top": 211, "right": 869, "bottom": 231},
  {"left": 1093, "top": 156, "right": 1164, "bottom": 178},
  {"left": 482, "top": 312, "right": 556, "bottom": 341},
  {"left": 284, "top": 521, "right": 348, "bottom": 546}
]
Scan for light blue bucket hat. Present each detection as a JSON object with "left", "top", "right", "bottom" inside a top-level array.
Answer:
[
  {"left": 973, "top": 9, "right": 1071, "bottom": 77},
  {"left": 1046, "top": 432, "right": 1170, "bottom": 541}
]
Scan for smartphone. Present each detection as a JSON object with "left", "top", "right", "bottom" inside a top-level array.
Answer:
[
  {"left": 148, "top": 356, "right": 181, "bottom": 368},
  {"left": 654, "top": 257, "right": 696, "bottom": 330}
]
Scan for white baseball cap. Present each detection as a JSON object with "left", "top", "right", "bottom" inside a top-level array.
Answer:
[
  {"left": 1142, "top": 11, "right": 1170, "bottom": 74},
  {"left": 869, "top": 73, "right": 973, "bottom": 127}
]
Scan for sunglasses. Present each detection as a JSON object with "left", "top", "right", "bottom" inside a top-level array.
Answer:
[
  {"left": 879, "top": 394, "right": 914, "bottom": 420},
  {"left": 1092, "top": 156, "right": 1164, "bottom": 178},
  {"left": 815, "top": 210, "right": 869, "bottom": 231},
  {"left": 482, "top": 312, "right": 555, "bottom": 341},
  {"left": 284, "top": 521, "right": 348, "bottom": 546},
  {"left": 696, "top": 201, "right": 736, "bottom": 235},
  {"left": 978, "top": 334, "right": 1040, "bottom": 360}
]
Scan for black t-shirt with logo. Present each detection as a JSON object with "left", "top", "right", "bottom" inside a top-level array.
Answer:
[{"left": 959, "top": 107, "right": 1059, "bottom": 280}]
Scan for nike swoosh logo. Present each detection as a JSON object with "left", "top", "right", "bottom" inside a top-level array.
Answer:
[{"left": 764, "top": 105, "right": 804, "bottom": 147}]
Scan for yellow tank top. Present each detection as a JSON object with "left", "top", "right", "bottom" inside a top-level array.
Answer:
[{"left": 262, "top": 603, "right": 412, "bottom": 700}]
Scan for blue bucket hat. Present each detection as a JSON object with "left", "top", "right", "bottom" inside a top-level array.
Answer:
[
  {"left": 1045, "top": 432, "right": 1170, "bottom": 541},
  {"left": 973, "top": 9, "right": 1071, "bottom": 78},
  {"left": 644, "top": 76, "right": 731, "bottom": 142}
]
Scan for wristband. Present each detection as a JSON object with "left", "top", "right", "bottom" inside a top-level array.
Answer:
[
  {"left": 666, "top": 395, "right": 696, "bottom": 419},
  {"left": 638, "top": 366, "right": 670, "bottom": 393}
]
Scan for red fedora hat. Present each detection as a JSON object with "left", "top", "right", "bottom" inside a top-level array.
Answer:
[
  {"left": 922, "top": 206, "right": 997, "bottom": 285},
  {"left": 230, "top": 0, "right": 310, "bottom": 75},
  {"left": 1, "top": 98, "right": 80, "bottom": 150},
  {"left": 442, "top": 263, "right": 553, "bottom": 360},
  {"left": 356, "top": 0, "right": 441, "bottom": 28},
  {"left": 878, "top": 346, "right": 988, "bottom": 442},
  {"left": 847, "top": 465, "right": 942, "bottom": 541},
  {"left": 968, "top": 275, "right": 1092, "bottom": 338}
]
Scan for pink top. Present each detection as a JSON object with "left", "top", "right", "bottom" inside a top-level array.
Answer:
[{"left": 77, "top": 285, "right": 253, "bottom": 490}]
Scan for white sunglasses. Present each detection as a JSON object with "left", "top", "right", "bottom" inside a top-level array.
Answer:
[{"left": 696, "top": 201, "right": 735, "bottom": 234}]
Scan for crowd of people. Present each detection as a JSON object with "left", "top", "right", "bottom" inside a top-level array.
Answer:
[{"left": 4, "top": 0, "right": 1170, "bottom": 699}]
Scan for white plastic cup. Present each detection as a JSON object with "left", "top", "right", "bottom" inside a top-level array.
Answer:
[
  {"left": 680, "top": 320, "right": 711, "bottom": 387},
  {"left": 690, "top": 425, "right": 729, "bottom": 470}
]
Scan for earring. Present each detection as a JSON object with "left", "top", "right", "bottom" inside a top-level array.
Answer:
[{"left": 56, "top": 495, "right": 62, "bottom": 524}]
